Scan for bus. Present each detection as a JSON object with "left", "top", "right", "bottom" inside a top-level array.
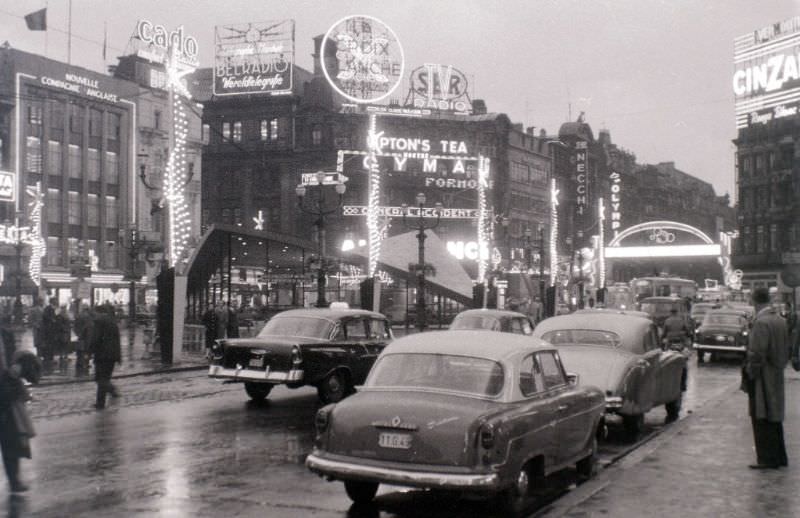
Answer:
[
  {"left": 605, "top": 282, "right": 634, "bottom": 310},
  {"left": 630, "top": 276, "right": 697, "bottom": 303}
]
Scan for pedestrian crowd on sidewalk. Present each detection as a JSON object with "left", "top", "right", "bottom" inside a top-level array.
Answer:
[{"left": 201, "top": 301, "right": 241, "bottom": 350}]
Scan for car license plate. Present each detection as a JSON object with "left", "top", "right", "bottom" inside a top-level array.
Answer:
[
  {"left": 716, "top": 335, "right": 728, "bottom": 342},
  {"left": 249, "top": 357, "right": 264, "bottom": 368},
  {"left": 378, "top": 432, "right": 412, "bottom": 449}
]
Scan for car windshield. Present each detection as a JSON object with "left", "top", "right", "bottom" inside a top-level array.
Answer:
[
  {"left": 258, "top": 316, "right": 333, "bottom": 339},
  {"left": 703, "top": 313, "right": 745, "bottom": 327},
  {"left": 640, "top": 302, "right": 676, "bottom": 316},
  {"left": 691, "top": 306, "right": 713, "bottom": 318},
  {"left": 449, "top": 315, "right": 501, "bottom": 331},
  {"left": 366, "top": 353, "right": 505, "bottom": 397},
  {"left": 540, "top": 329, "right": 622, "bottom": 348}
]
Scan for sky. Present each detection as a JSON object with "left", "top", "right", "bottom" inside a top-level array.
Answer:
[{"left": 2, "top": 0, "right": 799, "bottom": 199}]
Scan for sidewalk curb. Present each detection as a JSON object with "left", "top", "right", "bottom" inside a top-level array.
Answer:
[
  {"left": 535, "top": 379, "right": 741, "bottom": 517},
  {"left": 37, "top": 364, "right": 208, "bottom": 387}
]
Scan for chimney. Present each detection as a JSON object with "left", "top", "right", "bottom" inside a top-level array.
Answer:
[
  {"left": 539, "top": 128, "right": 547, "bottom": 137},
  {"left": 526, "top": 126, "right": 536, "bottom": 135},
  {"left": 472, "top": 99, "right": 487, "bottom": 114}
]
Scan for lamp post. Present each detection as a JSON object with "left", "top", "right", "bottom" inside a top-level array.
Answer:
[
  {"left": 120, "top": 225, "right": 142, "bottom": 324},
  {"left": 402, "top": 193, "right": 442, "bottom": 332},
  {"left": 296, "top": 171, "right": 346, "bottom": 308}
]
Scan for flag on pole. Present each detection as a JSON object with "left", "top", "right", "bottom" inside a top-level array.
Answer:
[
  {"left": 102, "top": 22, "right": 107, "bottom": 61},
  {"left": 24, "top": 8, "right": 47, "bottom": 31}
]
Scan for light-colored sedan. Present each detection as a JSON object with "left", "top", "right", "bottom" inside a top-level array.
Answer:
[
  {"left": 306, "top": 330, "right": 605, "bottom": 516},
  {"left": 533, "top": 312, "right": 687, "bottom": 439},
  {"left": 449, "top": 308, "right": 535, "bottom": 335}
]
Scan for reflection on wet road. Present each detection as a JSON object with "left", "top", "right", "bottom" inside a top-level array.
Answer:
[{"left": 2, "top": 353, "right": 741, "bottom": 517}]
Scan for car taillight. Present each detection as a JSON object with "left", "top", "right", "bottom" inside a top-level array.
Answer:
[
  {"left": 480, "top": 423, "right": 495, "bottom": 450},
  {"left": 291, "top": 345, "right": 302, "bottom": 367},
  {"left": 315, "top": 407, "right": 331, "bottom": 433}
]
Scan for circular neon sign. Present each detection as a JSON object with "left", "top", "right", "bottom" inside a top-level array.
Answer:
[{"left": 321, "top": 15, "right": 405, "bottom": 104}]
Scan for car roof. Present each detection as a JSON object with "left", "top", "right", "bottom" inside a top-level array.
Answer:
[
  {"left": 454, "top": 309, "right": 528, "bottom": 319},
  {"left": 707, "top": 309, "right": 747, "bottom": 317},
  {"left": 575, "top": 308, "right": 651, "bottom": 318},
  {"left": 384, "top": 330, "right": 552, "bottom": 361},
  {"left": 533, "top": 313, "right": 653, "bottom": 343},
  {"left": 271, "top": 308, "right": 386, "bottom": 320},
  {"left": 639, "top": 296, "right": 685, "bottom": 303}
]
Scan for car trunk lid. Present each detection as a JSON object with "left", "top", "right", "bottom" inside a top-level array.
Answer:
[{"left": 555, "top": 345, "right": 631, "bottom": 393}]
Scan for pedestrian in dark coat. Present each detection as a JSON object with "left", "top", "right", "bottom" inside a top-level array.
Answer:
[
  {"left": 54, "top": 305, "right": 71, "bottom": 369},
  {"left": 0, "top": 322, "right": 41, "bottom": 493},
  {"left": 744, "top": 287, "right": 791, "bottom": 469},
  {"left": 73, "top": 305, "right": 94, "bottom": 376},
  {"left": 41, "top": 297, "right": 58, "bottom": 372},
  {"left": 89, "top": 305, "right": 121, "bottom": 410},
  {"left": 201, "top": 303, "right": 218, "bottom": 350},
  {"left": 227, "top": 302, "right": 240, "bottom": 338}
]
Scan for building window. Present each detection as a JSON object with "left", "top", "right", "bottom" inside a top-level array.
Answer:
[
  {"left": 46, "top": 188, "right": 61, "bottom": 223},
  {"left": 154, "top": 109, "right": 162, "bottom": 130},
  {"left": 68, "top": 191, "right": 81, "bottom": 225},
  {"left": 270, "top": 118, "right": 278, "bottom": 141},
  {"left": 28, "top": 104, "right": 43, "bottom": 127},
  {"left": 221, "top": 208, "right": 231, "bottom": 224},
  {"left": 770, "top": 224, "right": 779, "bottom": 252},
  {"left": 105, "top": 241, "right": 118, "bottom": 269},
  {"left": 47, "top": 141, "right": 61, "bottom": 176},
  {"left": 233, "top": 121, "right": 242, "bottom": 142},
  {"left": 26, "top": 137, "right": 41, "bottom": 173},
  {"left": 69, "top": 104, "right": 84, "bottom": 133},
  {"left": 260, "top": 120, "right": 269, "bottom": 141},
  {"left": 222, "top": 122, "right": 231, "bottom": 140},
  {"left": 234, "top": 208, "right": 242, "bottom": 225},
  {"left": 86, "top": 148, "right": 100, "bottom": 181},
  {"left": 87, "top": 194, "right": 99, "bottom": 226},
  {"left": 68, "top": 145, "right": 82, "bottom": 179},
  {"left": 511, "top": 161, "right": 530, "bottom": 183},
  {"left": 89, "top": 109, "right": 103, "bottom": 138},
  {"left": 202, "top": 123, "right": 210, "bottom": 145},
  {"left": 46, "top": 237, "right": 62, "bottom": 267},
  {"left": 107, "top": 112, "right": 120, "bottom": 140},
  {"left": 49, "top": 102, "right": 65, "bottom": 130},
  {"left": 743, "top": 226, "right": 752, "bottom": 254},
  {"left": 756, "top": 225, "right": 765, "bottom": 253},
  {"left": 311, "top": 125, "right": 323, "bottom": 146},
  {"left": 105, "top": 196, "right": 118, "bottom": 229},
  {"left": 105, "top": 152, "right": 119, "bottom": 184},
  {"left": 202, "top": 209, "right": 210, "bottom": 228},
  {"left": 755, "top": 154, "right": 765, "bottom": 174}
]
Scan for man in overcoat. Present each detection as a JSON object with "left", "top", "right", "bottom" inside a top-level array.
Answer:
[
  {"left": 90, "top": 305, "right": 121, "bottom": 409},
  {"left": 744, "top": 287, "right": 791, "bottom": 469}
]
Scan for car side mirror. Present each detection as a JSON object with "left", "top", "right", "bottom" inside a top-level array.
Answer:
[{"left": 566, "top": 372, "right": 579, "bottom": 385}]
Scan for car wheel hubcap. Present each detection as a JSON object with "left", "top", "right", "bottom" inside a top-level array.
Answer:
[
  {"left": 329, "top": 376, "right": 341, "bottom": 393},
  {"left": 515, "top": 470, "right": 529, "bottom": 496}
]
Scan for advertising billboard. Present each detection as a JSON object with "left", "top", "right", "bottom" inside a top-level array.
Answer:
[
  {"left": 213, "top": 20, "right": 294, "bottom": 97},
  {"left": 734, "top": 16, "right": 800, "bottom": 128}
]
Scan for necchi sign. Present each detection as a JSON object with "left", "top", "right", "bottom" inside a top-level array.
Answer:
[{"left": 213, "top": 20, "right": 295, "bottom": 96}]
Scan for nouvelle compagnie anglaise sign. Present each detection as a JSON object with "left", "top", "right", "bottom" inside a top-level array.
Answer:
[{"left": 213, "top": 20, "right": 295, "bottom": 96}]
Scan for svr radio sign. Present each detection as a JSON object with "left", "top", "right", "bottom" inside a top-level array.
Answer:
[{"left": 0, "top": 171, "right": 15, "bottom": 202}]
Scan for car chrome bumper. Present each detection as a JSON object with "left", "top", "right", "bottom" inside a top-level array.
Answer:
[
  {"left": 305, "top": 453, "right": 500, "bottom": 490},
  {"left": 605, "top": 396, "right": 623, "bottom": 410},
  {"left": 692, "top": 343, "right": 745, "bottom": 353},
  {"left": 208, "top": 365, "right": 304, "bottom": 383}
]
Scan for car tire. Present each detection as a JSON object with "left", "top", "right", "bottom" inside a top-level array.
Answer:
[
  {"left": 576, "top": 436, "right": 597, "bottom": 482},
  {"left": 318, "top": 371, "right": 348, "bottom": 404},
  {"left": 497, "top": 466, "right": 532, "bottom": 517},
  {"left": 665, "top": 392, "right": 682, "bottom": 422},
  {"left": 344, "top": 480, "right": 379, "bottom": 504},
  {"left": 622, "top": 414, "right": 644, "bottom": 441},
  {"left": 244, "top": 382, "right": 273, "bottom": 401}
]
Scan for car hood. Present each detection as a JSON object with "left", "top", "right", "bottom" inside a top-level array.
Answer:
[
  {"left": 555, "top": 345, "right": 633, "bottom": 394},
  {"left": 696, "top": 325, "right": 742, "bottom": 335},
  {"left": 325, "top": 389, "right": 501, "bottom": 467}
]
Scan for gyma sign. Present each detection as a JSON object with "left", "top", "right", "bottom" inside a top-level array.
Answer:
[{"left": 321, "top": 15, "right": 404, "bottom": 103}]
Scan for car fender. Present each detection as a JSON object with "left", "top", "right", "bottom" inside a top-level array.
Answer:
[{"left": 617, "top": 359, "right": 651, "bottom": 415}]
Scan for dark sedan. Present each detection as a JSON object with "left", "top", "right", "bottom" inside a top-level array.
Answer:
[
  {"left": 208, "top": 308, "right": 392, "bottom": 403},
  {"left": 693, "top": 310, "right": 750, "bottom": 363}
]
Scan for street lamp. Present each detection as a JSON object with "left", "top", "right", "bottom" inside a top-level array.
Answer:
[
  {"left": 119, "top": 225, "right": 142, "bottom": 324},
  {"left": 402, "top": 193, "right": 442, "bottom": 332},
  {"left": 296, "top": 171, "right": 346, "bottom": 308}
]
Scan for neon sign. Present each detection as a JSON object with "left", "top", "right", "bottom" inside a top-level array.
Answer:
[
  {"left": 609, "top": 171, "right": 621, "bottom": 237},
  {"left": 321, "top": 15, "right": 405, "bottom": 104},
  {"left": 447, "top": 240, "right": 489, "bottom": 261},
  {"left": 0, "top": 171, "right": 15, "bottom": 203},
  {"left": 407, "top": 64, "right": 471, "bottom": 113},
  {"left": 136, "top": 19, "right": 199, "bottom": 69},
  {"left": 575, "top": 141, "right": 588, "bottom": 216}
]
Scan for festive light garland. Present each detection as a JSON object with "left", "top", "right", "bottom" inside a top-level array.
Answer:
[
  {"left": 25, "top": 182, "right": 45, "bottom": 286},
  {"left": 598, "top": 197, "right": 606, "bottom": 289},
  {"left": 365, "top": 114, "right": 382, "bottom": 277},
  {"left": 165, "top": 46, "right": 194, "bottom": 270},
  {"left": 549, "top": 178, "right": 559, "bottom": 287},
  {"left": 476, "top": 155, "right": 490, "bottom": 283}
]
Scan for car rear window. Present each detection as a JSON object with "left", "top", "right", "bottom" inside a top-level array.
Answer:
[
  {"left": 540, "top": 329, "right": 621, "bottom": 348},
  {"left": 366, "top": 353, "right": 504, "bottom": 397},
  {"left": 258, "top": 316, "right": 333, "bottom": 339},
  {"left": 449, "top": 314, "right": 501, "bottom": 331},
  {"left": 703, "top": 314, "right": 745, "bottom": 327}
]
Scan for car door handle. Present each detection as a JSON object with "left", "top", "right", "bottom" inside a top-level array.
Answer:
[{"left": 557, "top": 405, "right": 569, "bottom": 411}]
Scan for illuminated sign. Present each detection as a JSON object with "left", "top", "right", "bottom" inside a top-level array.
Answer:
[
  {"left": 407, "top": 63, "right": 471, "bottom": 113},
  {"left": 734, "top": 15, "right": 800, "bottom": 128},
  {"left": 575, "top": 141, "right": 588, "bottom": 216},
  {"left": 300, "top": 172, "right": 348, "bottom": 185},
  {"left": 605, "top": 244, "right": 722, "bottom": 258},
  {"left": 0, "top": 170, "right": 15, "bottom": 202},
  {"left": 343, "top": 205, "right": 479, "bottom": 219},
  {"left": 609, "top": 171, "right": 621, "bottom": 237},
  {"left": 40, "top": 75, "right": 120, "bottom": 103},
  {"left": 213, "top": 20, "right": 294, "bottom": 96},
  {"left": 321, "top": 15, "right": 404, "bottom": 103},
  {"left": 0, "top": 225, "right": 30, "bottom": 245},
  {"left": 135, "top": 19, "right": 199, "bottom": 69},
  {"left": 447, "top": 240, "right": 489, "bottom": 261}
]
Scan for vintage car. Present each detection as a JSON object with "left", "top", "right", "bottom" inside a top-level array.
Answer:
[
  {"left": 306, "top": 330, "right": 605, "bottom": 515},
  {"left": 208, "top": 308, "right": 392, "bottom": 403},
  {"left": 689, "top": 302, "right": 721, "bottom": 333},
  {"left": 693, "top": 309, "right": 750, "bottom": 363},
  {"left": 533, "top": 313, "right": 687, "bottom": 438},
  {"left": 449, "top": 309, "right": 535, "bottom": 335}
]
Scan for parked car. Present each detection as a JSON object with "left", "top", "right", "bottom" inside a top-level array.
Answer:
[
  {"left": 449, "top": 308, "right": 535, "bottom": 335},
  {"left": 533, "top": 312, "right": 687, "bottom": 438},
  {"left": 306, "top": 330, "right": 605, "bottom": 515},
  {"left": 693, "top": 309, "right": 750, "bottom": 363},
  {"left": 208, "top": 308, "right": 392, "bottom": 403}
]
